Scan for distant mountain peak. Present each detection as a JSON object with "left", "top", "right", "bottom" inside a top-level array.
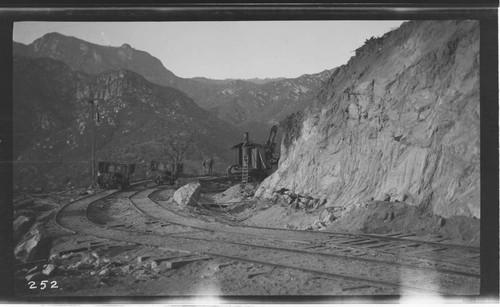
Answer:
[
  {"left": 41, "top": 32, "right": 65, "bottom": 38},
  {"left": 36, "top": 32, "right": 80, "bottom": 43}
]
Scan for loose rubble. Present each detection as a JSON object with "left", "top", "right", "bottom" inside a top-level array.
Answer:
[
  {"left": 13, "top": 215, "right": 35, "bottom": 241},
  {"left": 14, "top": 223, "right": 49, "bottom": 263}
]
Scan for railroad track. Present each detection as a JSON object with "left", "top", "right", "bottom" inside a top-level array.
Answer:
[
  {"left": 55, "top": 184, "right": 480, "bottom": 296},
  {"left": 146, "top": 187, "right": 480, "bottom": 274}
]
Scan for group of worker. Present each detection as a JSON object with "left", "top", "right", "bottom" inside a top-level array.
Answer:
[{"left": 202, "top": 157, "right": 215, "bottom": 175}]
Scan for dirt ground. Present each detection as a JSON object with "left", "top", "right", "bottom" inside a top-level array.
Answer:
[
  {"left": 12, "top": 179, "right": 480, "bottom": 299},
  {"left": 200, "top": 183, "right": 479, "bottom": 246}
]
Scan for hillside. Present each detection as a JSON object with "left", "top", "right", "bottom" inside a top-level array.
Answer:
[
  {"left": 13, "top": 56, "right": 241, "bottom": 191},
  {"left": 201, "top": 70, "right": 334, "bottom": 127},
  {"left": 256, "top": 20, "right": 480, "bottom": 220},
  {"left": 14, "top": 34, "right": 179, "bottom": 87},
  {"left": 14, "top": 34, "right": 333, "bottom": 137}
]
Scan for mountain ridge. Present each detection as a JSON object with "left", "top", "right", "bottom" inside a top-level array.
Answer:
[
  {"left": 13, "top": 55, "right": 241, "bottom": 190},
  {"left": 14, "top": 32, "right": 335, "bottom": 135}
]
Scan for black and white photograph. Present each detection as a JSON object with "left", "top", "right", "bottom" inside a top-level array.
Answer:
[{"left": 2, "top": 2, "right": 498, "bottom": 303}]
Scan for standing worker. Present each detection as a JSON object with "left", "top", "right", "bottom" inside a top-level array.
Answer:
[
  {"left": 201, "top": 159, "right": 207, "bottom": 175},
  {"left": 208, "top": 157, "right": 215, "bottom": 176}
]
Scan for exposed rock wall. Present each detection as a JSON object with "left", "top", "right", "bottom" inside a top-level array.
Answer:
[{"left": 256, "top": 21, "right": 479, "bottom": 219}]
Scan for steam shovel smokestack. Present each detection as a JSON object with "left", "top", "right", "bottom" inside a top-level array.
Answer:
[{"left": 244, "top": 132, "right": 249, "bottom": 142}]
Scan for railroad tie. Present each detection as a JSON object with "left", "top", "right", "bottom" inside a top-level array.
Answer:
[
  {"left": 349, "top": 239, "right": 380, "bottom": 246},
  {"left": 359, "top": 241, "right": 393, "bottom": 249},
  {"left": 387, "top": 232, "right": 404, "bottom": 237},
  {"left": 333, "top": 238, "right": 373, "bottom": 245},
  {"left": 403, "top": 247, "right": 447, "bottom": 255},
  {"left": 392, "top": 233, "right": 417, "bottom": 238},
  {"left": 379, "top": 242, "right": 421, "bottom": 251},
  {"left": 303, "top": 244, "right": 327, "bottom": 250}
]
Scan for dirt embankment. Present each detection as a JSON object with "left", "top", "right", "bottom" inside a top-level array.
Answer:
[{"left": 206, "top": 183, "right": 479, "bottom": 246}]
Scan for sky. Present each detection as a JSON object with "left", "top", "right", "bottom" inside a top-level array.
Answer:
[{"left": 13, "top": 21, "right": 404, "bottom": 80}]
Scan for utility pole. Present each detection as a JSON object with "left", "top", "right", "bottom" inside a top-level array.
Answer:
[{"left": 88, "top": 99, "right": 97, "bottom": 185}]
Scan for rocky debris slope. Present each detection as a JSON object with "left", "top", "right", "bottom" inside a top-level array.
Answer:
[
  {"left": 14, "top": 222, "right": 49, "bottom": 264},
  {"left": 256, "top": 20, "right": 479, "bottom": 219},
  {"left": 12, "top": 194, "right": 65, "bottom": 265}
]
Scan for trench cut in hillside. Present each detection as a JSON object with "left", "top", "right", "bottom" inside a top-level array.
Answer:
[{"left": 256, "top": 20, "right": 479, "bottom": 220}]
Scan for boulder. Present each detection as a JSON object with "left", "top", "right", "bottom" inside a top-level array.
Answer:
[
  {"left": 137, "top": 255, "right": 151, "bottom": 263},
  {"left": 98, "top": 268, "right": 110, "bottom": 277},
  {"left": 270, "top": 194, "right": 279, "bottom": 204},
  {"left": 391, "top": 193, "right": 407, "bottom": 203},
  {"left": 25, "top": 271, "right": 45, "bottom": 282},
  {"left": 173, "top": 183, "right": 202, "bottom": 207},
  {"left": 468, "top": 203, "right": 480, "bottom": 219},
  {"left": 253, "top": 186, "right": 266, "bottom": 199},
  {"left": 283, "top": 194, "right": 292, "bottom": 204},
  {"left": 14, "top": 223, "right": 48, "bottom": 263},
  {"left": 311, "top": 220, "right": 326, "bottom": 230},
  {"left": 42, "top": 263, "right": 57, "bottom": 276},
  {"left": 26, "top": 264, "right": 43, "bottom": 275},
  {"left": 243, "top": 183, "right": 257, "bottom": 195},
  {"left": 322, "top": 213, "right": 336, "bottom": 223},
  {"left": 121, "top": 264, "right": 132, "bottom": 274},
  {"left": 378, "top": 193, "right": 391, "bottom": 202},
  {"left": 216, "top": 184, "right": 244, "bottom": 203},
  {"left": 13, "top": 215, "right": 35, "bottom": 242}
]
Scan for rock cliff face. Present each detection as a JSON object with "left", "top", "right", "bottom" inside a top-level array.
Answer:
[{"left": 256, "top": 20, "right": 479, "bottom": 219}]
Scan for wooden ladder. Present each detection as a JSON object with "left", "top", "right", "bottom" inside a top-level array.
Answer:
[{"left": 242, "top": 155, "right": 249, "bottom": 184}]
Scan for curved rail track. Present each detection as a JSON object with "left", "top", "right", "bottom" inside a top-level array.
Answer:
[
  {"left": 55, "top": 183, "right": 480, "bottom": 296},
  {"left": 144, "top": 187, "right": 480, "bottom": 275}
]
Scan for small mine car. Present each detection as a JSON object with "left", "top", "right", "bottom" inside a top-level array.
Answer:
[
  {"left": 149, "top": 160, "right": 183, "bottom": 185},
  {"left": 97, "top": 161, "right": 135, "bottom": 189}
]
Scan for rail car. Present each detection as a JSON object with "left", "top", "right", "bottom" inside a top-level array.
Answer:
[
  {"left": 97, "top": 161, "right": 135, "bottom": 189},
  {"left": 149, "top": 160, "right": 183, "bottom": 185}
]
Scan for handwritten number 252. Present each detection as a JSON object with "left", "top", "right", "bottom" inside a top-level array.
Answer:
[{"left": 28, "top": 280, "right": 59, "bottom": 290}]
